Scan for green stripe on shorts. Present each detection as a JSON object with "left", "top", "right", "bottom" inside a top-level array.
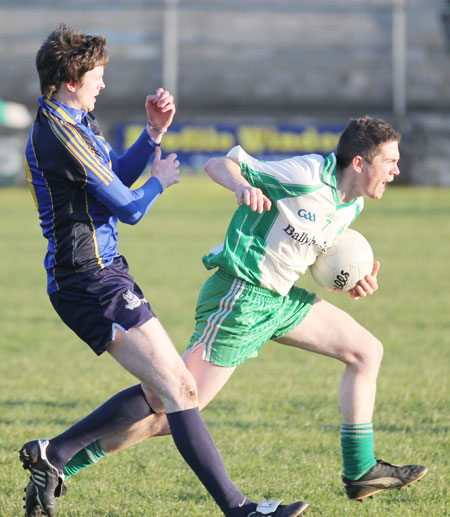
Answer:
[{"left": 187, "top": 270, "right": 316, "bottom": 367}]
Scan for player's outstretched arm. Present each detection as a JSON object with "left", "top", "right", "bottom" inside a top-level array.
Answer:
[
  {"left": 349, "top": 260, "right": 380, "bottom": 300},
  {"left": 204, "top": 156, "right": 272, "bottom": 214}
]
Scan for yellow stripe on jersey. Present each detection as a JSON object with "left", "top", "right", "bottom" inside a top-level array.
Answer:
[
  {"left": 44, "top": 115, "right": 90, "bottom": 185},
  {"left": 83, "top": 191, "right": 105, "bottom": 269},
  {"left": 45, "top": 99, "right": 114, "bottom": 170},
  {"left": 42, "top": 109, "right": 114, "bottom": 185},
  {"left": 48, "top": 113, "right": 114, "bottom": 182},
  {"left": 25, "top": 158, "right": 38, "bottom": 209},
  {"left": 46, "top": 181, "right": 61, "bottom": 291},
  {"left": 46, "top": 116, "right": 111, "bottom": 186},
  {"left": 45, "top": 99, "right": 77, "bottom": 125},
  {"left": 96, "top": 134, "right": 113, "bottom": 168}
]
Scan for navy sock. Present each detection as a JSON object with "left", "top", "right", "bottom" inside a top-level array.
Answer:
[
  {"left": 166, "top": 408, "right": 256, "bottom": 517},
  {"left": 47, "top": 384, "right": 153, "bottom": 470}
]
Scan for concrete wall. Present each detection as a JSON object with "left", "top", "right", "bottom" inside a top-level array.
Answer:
[
  {"left": 1, "top": 1, "right": 449, "bottom": 115},
  {"left": 1, "top": 0, "right": 449, "bottom": 184}
]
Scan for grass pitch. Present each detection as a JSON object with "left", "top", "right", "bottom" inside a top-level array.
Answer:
[{"left": 0, "top": 177, "right": 448, "bottom": 516}]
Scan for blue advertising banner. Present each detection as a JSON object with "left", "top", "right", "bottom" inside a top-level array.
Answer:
[{"left": 115, "top": 122, "right": 346, "bottom": 173}]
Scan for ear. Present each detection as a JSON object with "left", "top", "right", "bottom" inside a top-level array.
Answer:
[
  {"left": 65, "top": 81, "right": 78, "bottom": 93},
  {"left": 352, "top": 155, "right": 364, "bottom": 173}
]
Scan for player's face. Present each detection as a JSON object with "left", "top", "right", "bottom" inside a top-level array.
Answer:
[
  {"left": 361, "top": 141, "right": 400, "bottom": 199},
  {"left": 72, "top": 66, "right": 105, "bottom": 112}
]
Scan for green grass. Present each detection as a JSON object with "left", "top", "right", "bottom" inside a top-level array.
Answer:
[{"left": 0, "top": 178, "right": 448, "bottom": 516}]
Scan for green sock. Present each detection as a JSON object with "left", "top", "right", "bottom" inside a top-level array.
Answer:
[
  {"left": 341, "top": 423, "right": 377, "bottom": 480},
  {"left": 62, "top": 440, "right": 107, "bottom": 479}
]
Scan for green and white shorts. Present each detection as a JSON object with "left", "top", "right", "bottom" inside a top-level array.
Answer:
[{"left": 186, "top": 269, "right": 316, "bottom": 367}]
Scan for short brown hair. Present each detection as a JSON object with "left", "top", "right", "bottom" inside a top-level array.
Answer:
[
  {"left": 36, "top": 24, "right": 109, "bottom": 98},
  {"left": 336, "top": 116, "right": 401, "bottom": 169}
]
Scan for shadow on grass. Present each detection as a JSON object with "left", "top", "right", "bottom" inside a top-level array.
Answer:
[
  {"left": 0, "top": 399, "right": 78, "bottom": 408},
  {"left": 0, "top": 399, "right": 81, "bottom": 427},
  {"left": 207, "top": 402, "right": 449, "bottom": 435}
]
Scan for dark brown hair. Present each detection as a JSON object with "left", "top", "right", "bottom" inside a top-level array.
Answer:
[
  {"left": 36, "top": 24, "right": 109, "bottom": 98},
  {"left": 336, "top": 116, "right": 401, "bottom": 169}
]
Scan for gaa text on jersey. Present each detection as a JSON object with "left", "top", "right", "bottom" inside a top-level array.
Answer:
[{"left": 297, "top": 208, "right": 316, "bottom": 222}]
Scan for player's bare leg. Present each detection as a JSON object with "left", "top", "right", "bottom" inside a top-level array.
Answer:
[
  {"left": 274, "top": 297, "right": 382, "bottom": 424},
  {"left": 182, "top": 345, "right": 237, "bottom": 409},
  {"left": 108, "top": 318, "right": 198, "bottom": 412},
  {"left": 96, "top": 344, "right": 234, "bottom": 453},
  {"left": 274, "top": 296, "right": 427, "bottom": 500},
  {"left": 96, "top": 344, "right": 236, "bottom": 453},
  {"left": 97, "top": 411, "right": 169, "bottom": 453}
]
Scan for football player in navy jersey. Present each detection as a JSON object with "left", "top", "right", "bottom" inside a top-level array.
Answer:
[{"left": 20, "top": 24, "right": 306, "bottom": 517}]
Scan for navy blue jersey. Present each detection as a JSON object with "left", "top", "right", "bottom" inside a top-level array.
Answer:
[{"left": 25, "top": 97, "right": 162, "bottom": 293}]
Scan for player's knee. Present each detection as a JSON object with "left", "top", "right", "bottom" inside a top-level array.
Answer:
[
  {"left": 168, "top": 370, "right": 198, "bottom": 408},
  {"left": 142, "top": 367, "right": 198, "bottom": 411},
  {"left": 359, "top": 335, "right": 383, "bottom": 369},
  {"left": 179, "top": 371, "right": 198, "bottom": 405},
  {"left": 344, "top": 334, "right": 383, "bottom": 370},
  {"left": 374, "top": 337, "right": 384, "bottom": 365},
  {"left": 141, "top": 384, "right": 165, "bottom": 413}
]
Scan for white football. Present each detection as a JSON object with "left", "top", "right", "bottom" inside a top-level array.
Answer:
[{"left": 310, "top": 229, "right": 374, "bottom": 293}]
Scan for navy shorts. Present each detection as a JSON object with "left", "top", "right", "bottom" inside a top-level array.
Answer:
[{"left": 49, "top": 255, "right": 155, "bottom": 355}]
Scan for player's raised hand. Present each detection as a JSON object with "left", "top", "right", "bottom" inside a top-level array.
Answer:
[
  {"left": 349, "top": 260, "right": 380, "bottom": 300},
  {"left": 151, "top": 146, "right": 180, "bottom": 190},
  {"left": 235, "top": 184, "right": 272, "bottom": 213},
  {"left": 145, "top": 88, "right": 176, "bottom": 133}
]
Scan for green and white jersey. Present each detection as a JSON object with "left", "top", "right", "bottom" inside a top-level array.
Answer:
[{"left": 203, "top": 145, "right": 364, "bottom": 296}]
